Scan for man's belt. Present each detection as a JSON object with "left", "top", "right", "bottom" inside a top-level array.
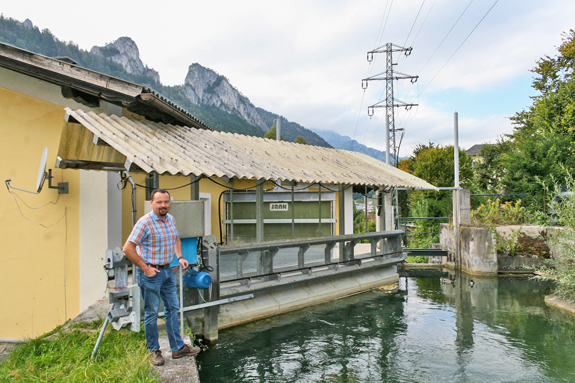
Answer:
[{"left": 148, "top": 263, "right": 171, "bottom": 269}]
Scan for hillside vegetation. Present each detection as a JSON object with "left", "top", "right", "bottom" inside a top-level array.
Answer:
[{"left": 0, "top": 15, "right": 329, "bottom": 144}]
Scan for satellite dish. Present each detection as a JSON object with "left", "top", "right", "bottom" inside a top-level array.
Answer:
[
  {"left": 5, "top": 146, "right": 68, "bottom": 194},
  {"left": 36, "top": 147, "right": 48, "bottom": 193}
]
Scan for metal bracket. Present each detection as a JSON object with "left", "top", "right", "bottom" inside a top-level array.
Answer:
[{"left": 47, "top": 169, "right": 68, "bottom": 194}]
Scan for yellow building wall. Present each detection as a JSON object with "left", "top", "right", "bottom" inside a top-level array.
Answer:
[{"left": 0, "top": 86, "right": 80, "bottom": 339}]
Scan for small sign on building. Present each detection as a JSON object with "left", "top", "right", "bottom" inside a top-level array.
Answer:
[{"left": 270, "top": 202, "right": 289, "bottom": 211}]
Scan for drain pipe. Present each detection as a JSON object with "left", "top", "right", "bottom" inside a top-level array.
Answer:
[{"left": 123, "top": 171, "right": 137, "bottom": 227}]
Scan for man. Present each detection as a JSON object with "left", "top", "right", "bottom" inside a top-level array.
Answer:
[{"left": 123, "top": 188, "right": 200, "bottom": 366}]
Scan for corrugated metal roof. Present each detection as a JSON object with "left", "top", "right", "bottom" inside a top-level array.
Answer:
[{"left": 63, "top": 108, "right": 437, "bottom": 189}]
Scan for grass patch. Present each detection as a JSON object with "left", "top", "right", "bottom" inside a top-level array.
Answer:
[{"left": 0, "top": 319, "right": 159, "bottom": 382}]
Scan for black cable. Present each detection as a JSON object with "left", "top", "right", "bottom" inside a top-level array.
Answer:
[
  {"left": 9, "top": 189, "right": 60, "bottom": 209},
  {"left": 200, "top": 264, "right": 214, "bottom": 273},
  {"left": 205, "top": 176, "right": 268, "bottom": 191},
  {"left": 217, "top": 189, "right": 226, "bottom": 245},
  {"left": 133, "top": 174, "right": 203, "bottom": 191}
]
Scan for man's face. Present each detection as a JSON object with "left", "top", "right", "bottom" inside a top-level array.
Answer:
[{"left": 151, "top": 192, "right": 171, "bottom": 217}]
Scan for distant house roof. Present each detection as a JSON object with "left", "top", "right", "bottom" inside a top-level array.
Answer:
[
  {"left": 0, "top": 41, "right": 211, "bottom": 130},
  {"left": 466, "top": 144, "right": 485, "bottom": 157},
  {"left": 59, "top": 108, "right": 438, "bottom": 189}
]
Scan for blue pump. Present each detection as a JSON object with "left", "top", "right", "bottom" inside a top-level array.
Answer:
[{"left": 184, "top": 269, "right": 212, "bottom": 289}]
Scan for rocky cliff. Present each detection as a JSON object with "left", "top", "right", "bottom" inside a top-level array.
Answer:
[
  {"left": 91, "top": 37, "right": 160, "bottom": 84},
  {"left": 184, "top": 63, "right": 268, "bottom": 131}
]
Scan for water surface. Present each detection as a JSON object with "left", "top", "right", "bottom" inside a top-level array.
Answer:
[{"left": 198, "top": 273, "right": 575, "bottom": 382}]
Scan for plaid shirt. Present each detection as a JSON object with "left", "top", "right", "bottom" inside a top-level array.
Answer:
[{"left": 128, "top": 211, "right": 179, "bottom": 265}]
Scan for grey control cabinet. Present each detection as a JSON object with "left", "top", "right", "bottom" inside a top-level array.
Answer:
[{"left": 169, "top": 201, "right": 205, "bottom": 238}]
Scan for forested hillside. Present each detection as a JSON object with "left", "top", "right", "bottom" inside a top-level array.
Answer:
[{"left": 0, "top": 16, "right": 325, "bottom": 142}]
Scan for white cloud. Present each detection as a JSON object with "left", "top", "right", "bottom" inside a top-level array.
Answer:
[{"left": 2, "top": 0, "right": 573, "bottom": 156}]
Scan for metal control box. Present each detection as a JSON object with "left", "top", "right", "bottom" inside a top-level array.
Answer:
[{"left": 169, "top": 200, "right": 205, "bottom": 238}]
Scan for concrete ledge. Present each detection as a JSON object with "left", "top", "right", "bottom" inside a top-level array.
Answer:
[
  {"left": 401, "top": 263, "right": 443, "bottom": 269},
  {"left": 217, "top": 265, "right": 399, "bottom": 330},
  {"left": 152, "top": 335, "right": 200, "bottom": 383},
  {"left": 545, "top": 294, "right": 575, "bottom": 317}
]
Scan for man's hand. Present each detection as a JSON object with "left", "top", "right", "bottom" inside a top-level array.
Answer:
[
  {"left": 178, "top": 257, "right": 189, "bottom": 269},
  {"left": 144, "top": 265, "right": 160, "bottom": 277}
]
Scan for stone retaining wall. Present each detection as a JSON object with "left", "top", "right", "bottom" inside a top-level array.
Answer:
[{"left": 440, "top": 224, "right": 551, "bottom": 275}]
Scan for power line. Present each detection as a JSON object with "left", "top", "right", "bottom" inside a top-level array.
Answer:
[
  {"left": 375, "top": 0, "right": 394, "bottom": 52},
  {"left": 408, "top": 0, "right": 438, "bottom": 48},
  {"left": 396, "top": 0, "right": 474, "bottom": 112},
  {"left": 417, "top": 0, "right": 475, "bottom": 77},
  {"left": 402, "top": 0, "right": 426, "bottom": 48},
  {"left": 416, "top": 0, "right": 499, "bottom": 98}
]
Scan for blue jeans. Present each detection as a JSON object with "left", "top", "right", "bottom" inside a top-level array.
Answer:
[{"left": 137, "top": 267, "right": 185, "bottom": 352}]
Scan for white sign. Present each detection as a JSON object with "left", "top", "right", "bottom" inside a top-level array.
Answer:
[{"left": 270, "top": 203, "right": 289, "bottom": 211}]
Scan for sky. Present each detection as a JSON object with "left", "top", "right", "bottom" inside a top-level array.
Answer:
[{"left": 2, "top": 0, "right": 574, "bottom": 156}]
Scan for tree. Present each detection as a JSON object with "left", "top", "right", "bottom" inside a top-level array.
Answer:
[
  {"left": 294, "top": 135, "right": 308, "bottom": 145},
  {"left": 410, "top": 144, "right": 473, "bottom": 188},
  {"left": 500, "top": 30, "right": 575, "bottom": 210},
  {"left": 398, "top": 143, "right": 473, "bottom": 220},
  {"left": 264, "top": 125, "right": 283, "bottom": 140},
  {"left": 472, "top": 138, "right": 513, "bottom": 192}
]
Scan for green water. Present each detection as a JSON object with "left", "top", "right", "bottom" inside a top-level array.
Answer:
[{"left": 197, "top": 273, "right": 575, "bottom": 382}]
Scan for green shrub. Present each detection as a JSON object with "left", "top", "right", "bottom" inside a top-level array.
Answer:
[
  {"left": 405, "top": 256, "right": 429, "bottom": 263},
  {"left": 536, "top": 180, "right": 575, "bottom": 301},
  {"left": 471, "top": 198, "right": 525, "bottom": 226}
]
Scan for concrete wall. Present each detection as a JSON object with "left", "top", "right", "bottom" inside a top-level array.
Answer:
[
  {"left": 498, "top": 256, "right": 545, "bottom": 273},
  {"left": 460, "top": 226, "right": 498, "bottom": 275},
  {"left": 439, "top": 224, "right": 455, "bottom": 261},
  {"left": 186, "top": 265, "right": 399, "bottom": 332},
  {"left": 79, "top": 171, "right": 113, "bottom": 311},
  {"left": 441, "top": 224, "right": 497, "bottom": 275},
  {"left": 440, "top": 224, "right": 553, "bottom": 275}
]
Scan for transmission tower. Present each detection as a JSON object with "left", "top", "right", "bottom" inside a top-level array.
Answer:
[{"left": 362, "top": 43, "right": 418, "bottom": 165}]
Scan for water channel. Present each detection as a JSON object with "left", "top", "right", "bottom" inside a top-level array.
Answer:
[{"left": 197, "top": 271, "right": 575, "bottom": 382}]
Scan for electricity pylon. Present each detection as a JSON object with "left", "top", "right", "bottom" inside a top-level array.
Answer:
[{"left": 362, "top": 43, "right": 418, "bottom": 165}]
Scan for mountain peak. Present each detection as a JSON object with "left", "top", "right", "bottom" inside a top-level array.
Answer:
[
  {"left": 90, "top": 37, "right": 160, "bottom": 84},
  {"left": 183, "top": 63, "right": 268, "bottom": 131}
]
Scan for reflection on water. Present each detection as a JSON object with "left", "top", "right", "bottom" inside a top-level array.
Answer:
[{"left": 198, "top": 272, "right": 575, "bottom": 383}]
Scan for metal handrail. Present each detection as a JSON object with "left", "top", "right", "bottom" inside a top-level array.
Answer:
[
  {"left": 219, "top": 231, "right": 404, "bottom": 253},
  {"left": 219, "top": 231, "right": 405, "bottom": 283}
]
